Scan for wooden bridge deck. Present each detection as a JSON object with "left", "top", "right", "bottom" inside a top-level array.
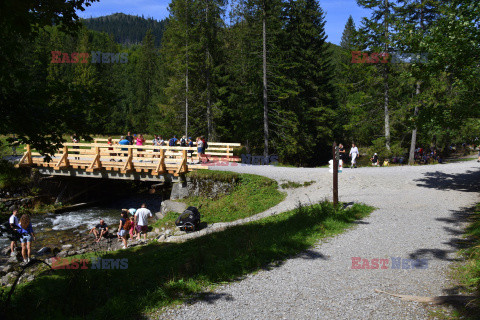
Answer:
[{"left": 16, "top": 142, "right": 241, "bottom": 180}]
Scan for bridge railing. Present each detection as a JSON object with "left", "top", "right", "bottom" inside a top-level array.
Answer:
[
  {"left": 93, "top": 139, "right": 241, "bottom": 159},
  {"left": 15, "top": 142, "right": 240, "bottom": 176}
]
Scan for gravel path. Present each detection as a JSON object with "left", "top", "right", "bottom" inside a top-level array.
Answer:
[{"left": 156, "top": 160, "right": 480, "bottom": 319}]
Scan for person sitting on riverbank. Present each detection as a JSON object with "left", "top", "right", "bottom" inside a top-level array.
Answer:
[
  {"left": 134, "top": 203, "right": 152, "bottom": 242},
  {"left": 118, "top": 211, "right": 130, "bottom": 249},
  {"left": 8, "top": 209, "right": 20, "bottom": 257},
  {"left": 90, "top": 219, "right": 109, "bottom": 242},
  {"left": 17, "top": 214, "right": 36, "bottom": 264}
]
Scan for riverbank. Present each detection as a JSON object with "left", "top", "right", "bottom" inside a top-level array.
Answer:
[{"left": 4, "top": 202, "right": 373, "bottom": 319}]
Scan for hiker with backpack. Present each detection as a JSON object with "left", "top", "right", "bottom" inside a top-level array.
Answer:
[
  {"left": 169, "top": 135, "right": 178, "bottom": 147},
  {"left": 180, "top": 136, "right": 187, "bottom": 147}
]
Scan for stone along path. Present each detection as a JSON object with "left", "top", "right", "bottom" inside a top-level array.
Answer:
[{"left": 157, "top": 161, "right": 480, "bottom": 319}]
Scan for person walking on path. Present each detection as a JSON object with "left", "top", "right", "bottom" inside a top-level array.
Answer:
[
  {"left": 17, "top": 214, "right": 36, "bottom": 264},
  {"left": 135, "top": 203, "right": 153, "bottom": 242},
  {"left": 349, "top": 143, "right": 359, "bottom": 168},
  {"left": 8, "top": 209, "right": 20, "bottom": 257}
]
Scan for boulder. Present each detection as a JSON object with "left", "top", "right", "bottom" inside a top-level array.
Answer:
[
  {"left": 2, "top": 265, "right": 13, "bottom": 273},
  {"left": 157, "top": 234, "right": 166, "bottom": 242},
  {"left": 56, "top": 251, "right": 68, "bottom": 258},
  {"left": 147, "top": 232, "right": 157, "bottom": 238},
  {"left": 155, "top": 212, "right": 165, "bottom": 220},
  {"left": 1, "top": 246, "right": 10, "bottom": 256},
  {"left": 160, "top": 200, "right": 187, "bottom": 216},
  {"left": 61, "top": 244, "right": 73, "bottom": 250}
]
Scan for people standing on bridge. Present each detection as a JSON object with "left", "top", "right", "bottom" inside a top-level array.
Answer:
[
  {"left": 71, "top": 134, "right": 80, "bottom": 160},
  {"left": 17, "top": 214, "right": 36, "bottom": 264},
  {"left": 134, "top": 203, "right": 153, "bottom": 242},
  {"left": 107, "top": 137, "right": 116, "bottom": 161},
  {"left": 119, "top": 136, "right": 129, "bottom": 158},
  {"left": 158, "top": 136, "right": 165, "bottom": 146},
  {"left": 201, "top": 136, "right": 209, "bottom": 162},
  {"left": 136, "top": 134, "right": 145, "bottom": 158},
  {"left": 126, "top": 132, "right": 134, "bottom": 145},
  {"left": 196, "top": 137, "right": 204, "bottom": 163},
  {"left": 349, "top": 143, "right": 359, "bottom": 168},
  {"left": 169, "top": 135, "right": 178, "bottom": 146},
  {"left": 187, "top": 137, "right": 194, "bottom": 162},
  {"left": 180, "top": 136, "right": 187, "bottom": 147},
  {"left": 152, "top": 135, "right": 160, "bottom": 157}
]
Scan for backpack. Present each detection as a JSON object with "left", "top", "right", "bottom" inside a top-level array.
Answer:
[
  {"left": 203, "top": 140, "right": 208, "bottom": 149},
  {"left": 123, "top": 220, "right": 132, "bottom": 230},
  {"left": 180, "top": 138, "right": 187, "bottom": 147},
  {"left": 169, "top": 138, "right": 175, "bottom": 146},
  {"left": 175, "top": 206, "right": 200, "bottom": 232}
]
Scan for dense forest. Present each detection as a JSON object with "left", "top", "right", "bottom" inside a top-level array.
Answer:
[
  {"left": 82, "top": 13, "right": 166, "bottom": 47},
  {"left": 0, "top": 0, "right": 479, "bottom": 166}
]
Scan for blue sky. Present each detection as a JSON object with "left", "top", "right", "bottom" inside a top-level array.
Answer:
[{"left": 77, "top": 0, "right": 371, "bottom": 45}]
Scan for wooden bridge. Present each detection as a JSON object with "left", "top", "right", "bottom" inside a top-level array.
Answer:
[{"left": 16, "top": 142, "right": 241, "bottom": 182}]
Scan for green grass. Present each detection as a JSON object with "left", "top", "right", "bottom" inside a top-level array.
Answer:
[
  {"left": 152, "top": 172, "right": 285, "bottom": 230},
  {"left": 431, "top": 203, "right": 480, "bottom": 319},
  {"left": 0, "top": 160, "right": 30, "bottom": 189},
  {"left": 5, "top": 201, "right": 374, "bottom": 320},
  {"left": 280, "top": 180, "right": 315, "bottom": 189}
]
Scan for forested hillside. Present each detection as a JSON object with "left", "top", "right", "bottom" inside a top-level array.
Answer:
[
  {"left": 82, "top": 13, "right": 166, "bottom": 47},
  {"left": 1, "top": 0, "right": 479, "bottom": 166}
]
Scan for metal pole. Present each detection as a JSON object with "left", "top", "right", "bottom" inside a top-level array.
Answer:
[{"left": 333, "top": 142, "right": 338, "bottom": 208}]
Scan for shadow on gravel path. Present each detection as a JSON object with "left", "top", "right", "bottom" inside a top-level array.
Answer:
[{"left": 414, "top": 168, "right": 480, "bottom": 193}]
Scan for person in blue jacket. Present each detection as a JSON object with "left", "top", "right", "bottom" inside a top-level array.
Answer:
[{"left": 17, "top": 214, "right": 36, "bottom": 264}]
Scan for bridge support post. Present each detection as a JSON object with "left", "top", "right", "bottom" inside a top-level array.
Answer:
[
  {"left": 175, "top": 150, "right": 188, "bottom": 175},
  {"left": 54, "top": 146, "right": 70, "bottom": 170},
  {"left": 121, "top": 148, "right": 134, "bottom": 173},
  {"left": 86, "top": 146, "right": 102, "bottom": 172},
  {"left": 153, "top": 149, "right": 166, "bottom": 175}
]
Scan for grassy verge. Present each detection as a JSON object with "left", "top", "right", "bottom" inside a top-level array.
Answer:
[
  {"left": 152, "top": 172, "right": 286, "bottom": 230},
  {"left": 430, "top": 204, "right": 480, "bottom": 319},
  {"left": 5, "top": 201, "right": 374, "bottom": 320},
  {"left": 280, "top": 180, "right": 315, "bottom": 189}
]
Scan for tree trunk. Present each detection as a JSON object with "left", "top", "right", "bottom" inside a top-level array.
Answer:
[
  {"left": 384, "top": 0, "right": 391, "bottom": 151},
  {"left": 384, "top": 68, "right": 391, "bottom": 151},
  {"left": 206, "top": 0, "right": 213, "bottom": 140},
  {"left": 262, "top": 0, "right": 269, "bottom": 158},
  {"left": 408, "top": 82, "right": 420, "bottom": 165},
  {"left": 185, "top": 4, "right": 189, "bottom": 138},
  {"left": 408, "top": 4, "right": 425, "bottom": 165}
]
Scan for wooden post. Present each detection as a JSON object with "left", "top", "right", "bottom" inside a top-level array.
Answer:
[
  {"left": 121, "top": 147, "right": 134, "bottom": 173},
  {"left": 226, "top": 145, "right": 230, "bottom": 160},
  {"left": 87, "top": 146, "right": 102, "bottom": 172},
  {"left": 176, "top": 149, "right": 188, "bottom": 175},
  {"left": 54, "top": 145, "right": 70, "bottom": 170},
  {"left": 333, "top": 142, "right": 338, "bottom": 208},
  {"left": 154, "top": 149, "right": 166, "bottom": 174},
  {"left": 17, "top": 144, "right": 32, "bottom": 167}
]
